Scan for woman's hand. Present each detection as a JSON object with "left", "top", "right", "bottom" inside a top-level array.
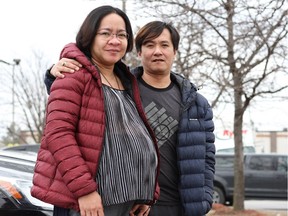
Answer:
[
  {"left": 78, "top": 191, "right": 104, "bottom": 216},
  {"left": 129, "top": 204, "right": 151, "bottom": 216},
  {"left": 51, "top": 58, "right": 82, "bottom": 78}
]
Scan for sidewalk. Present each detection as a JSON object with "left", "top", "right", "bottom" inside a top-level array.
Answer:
[{"left": 207, "top": 204, "right": 288, "bottom": 216}]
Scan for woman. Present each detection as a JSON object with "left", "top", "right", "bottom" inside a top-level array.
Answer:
[{"left": 31, "top": 6, "right": 159, "bottom": 216}]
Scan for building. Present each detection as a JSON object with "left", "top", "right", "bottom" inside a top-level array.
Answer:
[{"left": 255, "top": 128, "right": 288, "bottom": 154}]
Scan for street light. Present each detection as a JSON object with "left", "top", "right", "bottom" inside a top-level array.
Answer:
[{"left": 0, "top": 58, "right": 21, "bottom": 135}]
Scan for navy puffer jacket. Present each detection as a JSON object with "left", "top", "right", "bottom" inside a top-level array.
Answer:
[{"left": 174, "top": 73, "right": 215, "bottom": 216}]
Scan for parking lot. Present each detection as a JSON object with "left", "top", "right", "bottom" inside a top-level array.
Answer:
[
  {"left": 245, "top": 200, "right": 288, "bottom": 213},
  {"left": 1, "top": 145, "right": 287, "bottom": 215}
]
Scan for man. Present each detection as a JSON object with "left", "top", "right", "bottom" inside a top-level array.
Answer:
[{"left": 45, "top": 21, "right": 215, "bottom": 216}]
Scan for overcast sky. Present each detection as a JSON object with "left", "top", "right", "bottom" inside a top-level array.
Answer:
[
  {"left": 0, "top": 0, "right": 140, "bottom": 63},
  {"left": 0, "top": 0, "right": 287, "bottom": 139},
  {"left": 0, "top": 0, "right": 143, "bottom": 137}
]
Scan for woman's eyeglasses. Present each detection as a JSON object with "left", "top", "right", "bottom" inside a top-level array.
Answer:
[{"left": 96, "top": 31, "right": 129, "bottom": 40}]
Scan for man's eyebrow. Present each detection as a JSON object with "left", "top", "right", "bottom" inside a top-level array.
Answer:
[
  {"left": 143, "top": 40, "right": 155, "bottom": 44},
  {"left": 146, "top": 40, "right": 170, "bottom": 44}
]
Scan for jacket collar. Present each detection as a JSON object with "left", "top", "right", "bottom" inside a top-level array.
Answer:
[{"left": 132, "top": 66, "right": 198, "bottom": 110}]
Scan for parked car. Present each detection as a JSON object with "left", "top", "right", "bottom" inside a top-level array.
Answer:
[
  {"left": 216, "top": 145, "right": 256, "bottom": 154},
  {"left": 1, "top": 144, "right": 40, "bottom": 154},
  {"left": 213, "top": 153, "right": 288, "bottom": 205},
  {"left": 0, "top": 150, "right": 53, "bottom": 216}
]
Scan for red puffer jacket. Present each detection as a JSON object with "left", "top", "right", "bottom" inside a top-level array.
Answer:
[{"left": 31, "top": 43, "right": 160, "bottom": 211}]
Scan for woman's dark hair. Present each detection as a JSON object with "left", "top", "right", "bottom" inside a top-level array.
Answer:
[
  {"left": 76, "top": 5, "right": 133, "bottom": 58},
  {"left": 135, "top": 21, "right": 180, "bottom": 53}
]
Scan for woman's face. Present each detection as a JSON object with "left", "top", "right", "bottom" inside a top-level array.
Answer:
[{"left": 91, "top": 13, "right": 128, "bottom": 67}]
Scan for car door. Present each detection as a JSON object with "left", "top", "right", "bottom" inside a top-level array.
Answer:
[
  {"left": 245, "top": 155, "right": 287, "bottom": 198},
  {"left": 275, "top": 155, "right": 288, "bottom": 198}
]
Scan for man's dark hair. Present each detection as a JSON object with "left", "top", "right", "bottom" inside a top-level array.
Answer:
[{"left": 135, "top": 21, "right": 180, "bottom": 52}]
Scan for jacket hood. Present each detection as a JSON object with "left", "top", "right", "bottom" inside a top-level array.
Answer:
[
  {"left": 171, "top": 72, "right": 198, "bottom": 111},
  {"left": 60, "top": 43, "right": 99, "bottom": 79},
  {"left": 60, "top": 43, "right": 132, "bottom": 90}
]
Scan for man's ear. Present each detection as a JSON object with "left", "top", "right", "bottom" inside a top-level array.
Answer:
[
  {"left": 173, "top": 50, "right": 177, "bottom": 59},
  {"left": 137, "top": 51, "right": 142, "bottom": 57}
]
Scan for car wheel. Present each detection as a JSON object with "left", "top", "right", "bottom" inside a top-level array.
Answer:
[{"left": 213, "top": 186, "right": 225, "bottom": 204}]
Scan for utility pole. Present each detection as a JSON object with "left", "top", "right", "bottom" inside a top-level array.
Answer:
[
  {"left": 11, "top": 59, "right": 21, "bottom": 128},
  {"left": 122, "top": 0, "right": 126, "bottom": 13}
]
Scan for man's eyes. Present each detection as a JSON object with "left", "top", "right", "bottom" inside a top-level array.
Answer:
[
  {"left": 145, "top": 44, "right": 154, "bottom": 47},
  {"left": 144, "top": 43, "right": 170, "bottom": 48}
]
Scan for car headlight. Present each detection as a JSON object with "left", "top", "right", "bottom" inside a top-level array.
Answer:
[{"left": 0, "top": 177, "right": 53, "bottom": 210}]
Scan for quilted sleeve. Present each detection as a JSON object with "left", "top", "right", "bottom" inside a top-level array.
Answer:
[
  {"left": 44, "top": 65, "right": 56, "bottom": 95},
  {"left": 45, "top": 72, "right": 97, "bottom": 198}
]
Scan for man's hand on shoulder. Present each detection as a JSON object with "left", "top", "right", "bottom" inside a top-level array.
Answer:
[{"left": 51, "top": 58, "right": 82, "bottom": 78}]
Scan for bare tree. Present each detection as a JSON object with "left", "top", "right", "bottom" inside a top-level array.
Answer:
[
  {"left": 16, "top": 52, "right": 49, "bottom": 143},
  {"left": 1, "top": 52, "right": 49, "bottom": 144},
  {"left": 138, "top": 0, "right": 288, "bottom": 210}
]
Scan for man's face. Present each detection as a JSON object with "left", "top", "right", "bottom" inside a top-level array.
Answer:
[{"left": 138, "top": 29, "right": 176, "bottom": 76}]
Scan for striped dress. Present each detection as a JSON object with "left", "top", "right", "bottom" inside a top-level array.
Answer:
[{"left": 96, "top": 85, "right": 158, "bottom": 206}]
